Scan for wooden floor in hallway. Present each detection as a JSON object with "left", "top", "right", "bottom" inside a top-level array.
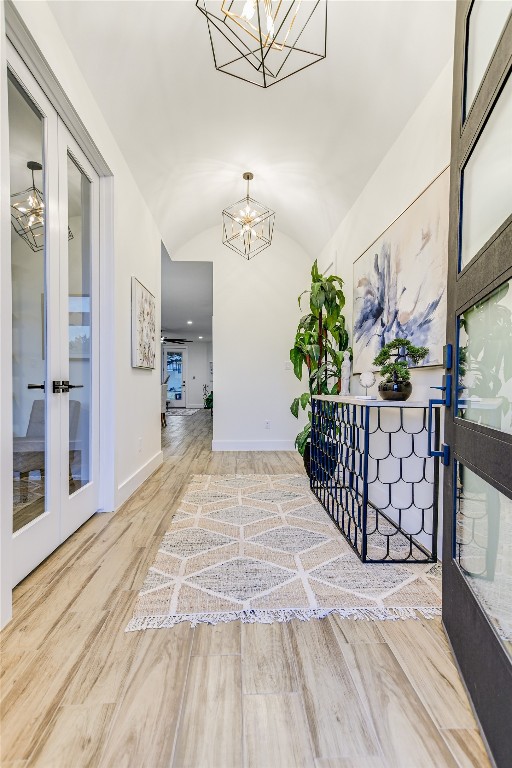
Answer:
[{"left": 1, "top": 411, "right": 491, "bottom": 768}]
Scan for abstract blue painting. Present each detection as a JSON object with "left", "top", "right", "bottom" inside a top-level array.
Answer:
[{"left": 353, "top": 168, "right": 449, "bottom": 373}]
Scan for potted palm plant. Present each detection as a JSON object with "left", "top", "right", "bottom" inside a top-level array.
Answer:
[
  {"left": 290, "top": 260, "right": 349, "bottom": 475},
  {"left": 373, "top": 338, "right": 428, "bottom": 400}
]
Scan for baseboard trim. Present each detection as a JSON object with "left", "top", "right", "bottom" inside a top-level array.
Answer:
[
  {"left": 116, "top": 450, "right": 163, "bottom": 509},
  {"left": 212, "top": 440, "right": 295, "bottom": 452}
]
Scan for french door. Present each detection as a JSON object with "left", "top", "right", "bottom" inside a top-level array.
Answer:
[
  {"left": 162, "top": 346, "right": 188, "bottom": 408},
  {"left": 442, "top": 4, "right": 512, "bottom": 766},
  {"left": 8, "top": 43, "right": 100, "bottom": 585}
]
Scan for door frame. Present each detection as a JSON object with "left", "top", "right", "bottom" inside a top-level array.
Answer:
[
  {"left": 442, "top": 4, "right": 512, "bottom": 766},
  {"left": 162, "top": 345, "right": 188, "bottom": 409},
  {"left": 0, "top": 4, "right": 115, "bottom": 627}
]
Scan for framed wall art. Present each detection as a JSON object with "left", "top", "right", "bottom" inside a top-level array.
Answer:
[
  {"left": 352, "top": 167, "right": 449, "bottom": 373},
  {"left": 131, "top": 276, "right": 156, "bottom": 369}
]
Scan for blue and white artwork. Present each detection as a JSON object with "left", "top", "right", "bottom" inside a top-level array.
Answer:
[{"left": 353, "top": 168, "right": 449, "bottom": 373}]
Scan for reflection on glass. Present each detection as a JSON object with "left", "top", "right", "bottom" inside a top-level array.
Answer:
[
  {"left": 464, "top": 0, "right": 512, "bottom": 119},
  {"left": 456, "top": 463, "right": 512, "bottom": 657},
  {"left": 166, "top": 352, "right": 184, "bottom": 402},
  {"left": 67, "top": 154, "right": 92, "bottom": 495},
  {"left": 8, "top": 73, "right": 48, "bottom": 533},
  {"left": 458, "top": 280, "right": 512, "bottom": 434},
  {"left": 460, "top": 73, "right": 512, "bottom": 270}
]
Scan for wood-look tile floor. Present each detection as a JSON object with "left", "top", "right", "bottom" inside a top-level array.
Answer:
[{"left": 0, "top": 411, "right": 491, "bottom": 768}]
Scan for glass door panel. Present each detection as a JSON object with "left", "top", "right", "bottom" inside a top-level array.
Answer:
[
  {"left": 8, "top": 42, "right": 61, "bottom": 587},
  {"left": 166, "top": 350, "right": 186, "bottom": 407},
  {"left": 458, "top": 279, "right": 512, "bottom": 433},
  {"left": 464, "top": 0, "right": 512, "bottom": 119},
  {"left": 460, "top": 73, "right": 512, "bottom": 271},
  {"left": 8, "top": 72, "right": 48, "bottom": 534},
  {"left": 58, "top": 124, "right": 100, "bottom": 540},
  {"left": 67, "top": 154, "right": 92, "bottom": 495},
  {"left": 456, "top": 462, "right": 512, "bottom": 658}
]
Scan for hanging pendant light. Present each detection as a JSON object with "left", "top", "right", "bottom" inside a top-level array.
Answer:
[
  {"left": 196, "top": 0, "right": 327, "bottom": 88},
  {"left": 222, "top": 172, "right": 275, "bottom": 260},
  {"left": 11, "top": 161, "right": 73, "bottom": 252}
]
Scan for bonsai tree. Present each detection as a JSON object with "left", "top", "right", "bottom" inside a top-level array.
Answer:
[
  {"left": 373, "top": 338, "right": 428, "bottom": 382},
  {"left": 289, "top": 260, "right": 349, "bottom": 456}
]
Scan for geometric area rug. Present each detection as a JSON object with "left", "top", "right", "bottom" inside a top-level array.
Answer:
[{"left": 125, "top": 475, "right": 442, "bottom": 631}]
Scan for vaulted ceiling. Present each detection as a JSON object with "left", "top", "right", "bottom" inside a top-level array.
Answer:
[{"left": 48, "top": 0, "right": 455, "bottom": 257}]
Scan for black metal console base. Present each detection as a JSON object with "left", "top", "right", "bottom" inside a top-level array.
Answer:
[{"left": 310, "top": 397, "right": 439, "bottom": 563}]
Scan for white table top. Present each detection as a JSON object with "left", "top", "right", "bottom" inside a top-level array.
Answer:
[{"left": 312, "top": 395, "right": 432, "bottom": 408}]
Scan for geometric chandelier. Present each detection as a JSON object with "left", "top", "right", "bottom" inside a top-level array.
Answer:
[
  {"left": 10, "top": 160, "right": 73, "bottom": 253},
  {"left": 222, "top": 172, "right": 275, "bottom": 259},
  {"left": 196, "top": 0, "right": 327, "bottom": 88}
]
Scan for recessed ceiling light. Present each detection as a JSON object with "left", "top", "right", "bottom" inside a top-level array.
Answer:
[
  {"left": 198, "top": 336, "right": 203, "bottom": 339},
  {"left": 187, "top": 320, "right": 193, "bottom": 325}
]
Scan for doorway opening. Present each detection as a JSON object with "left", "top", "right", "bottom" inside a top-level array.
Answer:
[{"left": 160, "top": 248, "right": 213, "bottom": 429}]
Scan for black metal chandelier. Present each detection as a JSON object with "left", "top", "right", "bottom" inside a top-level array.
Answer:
[
  {"left": 11, "top": 161, "right": 73, "bottom": 252},
  {"left": 196, "top": 0, "right": 327, "bottom": 88},
  {"left": 222, "top": 172, "right": 275, "bottom": 259}
]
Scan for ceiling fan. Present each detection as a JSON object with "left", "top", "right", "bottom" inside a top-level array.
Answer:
[{"left": 161, "top": 336, "right": 194, "bottom": 344}]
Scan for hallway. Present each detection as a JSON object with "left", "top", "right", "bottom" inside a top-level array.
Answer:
[{"left": 0, "top": 412, "right": 490, "bottom": 767}]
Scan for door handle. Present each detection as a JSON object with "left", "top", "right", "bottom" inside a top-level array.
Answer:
[
  {"left": 428, "top": 373, "right": 451, "bottom": 466},
  {"left": 28, "top": 383, "right": 45, "bottom": 391},
  {"left": 60, "top": 381, "right": 84, "bottom": 393}
]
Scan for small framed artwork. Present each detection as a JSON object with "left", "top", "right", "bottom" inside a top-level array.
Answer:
[{"left": 131, "top": 277, "right": 156, "bottom": 369}]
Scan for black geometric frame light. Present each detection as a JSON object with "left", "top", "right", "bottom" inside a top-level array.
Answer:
[
  {"left": 196, "top": 0, "right": 327, "bottom": 88},
  {"left": 11, "top": 160, "right": 73, "bottom": 253},
  {"left": 222, "top": 172, "right": 275, "bottom": 259}
]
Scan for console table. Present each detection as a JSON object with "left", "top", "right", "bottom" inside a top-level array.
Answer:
[{"left": 310, "top": 395, "right": 440, "bottom": 564}]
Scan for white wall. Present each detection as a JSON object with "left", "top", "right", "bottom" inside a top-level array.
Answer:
[
  {"left": 318, "top": 60, "right": 454, "bottom": 557},
  {"left": 6, "top": 2, "right": 164, "bottom": 508},
  {"left": 172, "top": 227, "right": 313, "bottom": 450},
  {"left": 319, "top": 60, "right": 454, "bottom": 401}
]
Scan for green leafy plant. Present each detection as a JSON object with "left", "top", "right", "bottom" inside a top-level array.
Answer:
[
  {"left": 289, "top": 260, "right": 349, "bottom": 456},
  {"left": 203, "top": 385, "right": 213, "bottom": 410},
  {"left": 373, "top": 338, "right": 428, "bottom": 383}
]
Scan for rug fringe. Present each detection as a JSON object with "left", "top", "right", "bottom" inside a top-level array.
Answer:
[{"left": 125, "top": 606, "right": 441, "bottom": 632}]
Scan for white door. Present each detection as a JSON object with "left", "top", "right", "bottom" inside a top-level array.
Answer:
[
  {"left": 57, "top": 124, "right": 100, "bottom": 541},
  {"left": 162, "top": 346, "right": 188, "bottom": 408},
  {"left": 8, "top": 44, "right": 100, "bottom": 584}
]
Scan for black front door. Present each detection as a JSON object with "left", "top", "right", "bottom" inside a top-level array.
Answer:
[{"left": 443, "top": 4, "right": 512, "bottom": 766}]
